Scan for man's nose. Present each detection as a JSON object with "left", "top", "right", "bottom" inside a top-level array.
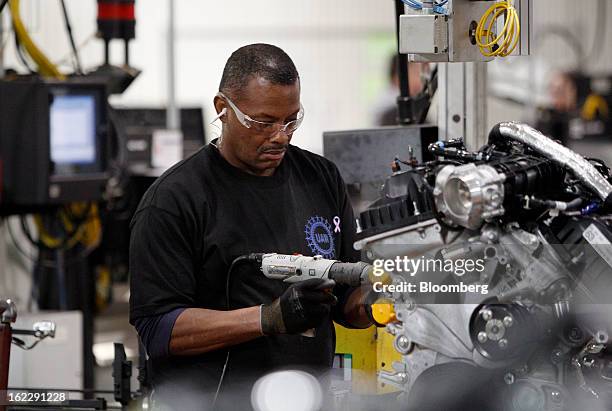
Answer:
[{"left": 269, "top": 127, "right": 290, "bottom": 145}]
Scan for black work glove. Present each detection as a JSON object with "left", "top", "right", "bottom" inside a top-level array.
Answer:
[{"left": 261, "top": 278, "right": 337, "bottom": 335}]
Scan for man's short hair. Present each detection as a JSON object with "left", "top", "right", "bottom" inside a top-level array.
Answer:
[{"left": 219, "top": 43, "right": 299, "bottom": 99}]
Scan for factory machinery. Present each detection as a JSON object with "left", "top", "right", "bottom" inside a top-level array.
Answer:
[
  {"left": 2, "top": 0, "right": 611, "bottom": 410},
  {"left": 355, "top": 122, "right": 612, "bottom": 410},
  {"left": 249, "top": 118, "right": 612, "bottom": 410},
  {"left": 331, "top": 2, "right": 612, "bottom": 408}
]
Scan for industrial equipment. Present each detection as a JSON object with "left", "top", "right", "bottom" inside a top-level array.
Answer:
[
  {"left": 0, "top": 79, "right": 111, "bottom": 214},
  {"left": 323, "top": 125, "right": 437, "bottom": 214},
  {"left": 0, "top": 300, "right": 145, "bottom": 410},
  {"left": 112, "top": 107, "right": 206, "bottom": 175},
  {"left": 90, "top": 0, "right": 140, "bottom": 94},
  {"left": 356, "top": 122, "right": 612, "bottom": 410},
  {"left": 399, "top": 0, "right": 531, "bottom": 62}
]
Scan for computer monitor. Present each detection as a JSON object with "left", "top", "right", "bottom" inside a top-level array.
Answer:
[
  {"left": 50, "top": 94, "right": 98, "bottom": 171},
  {"left": 0, "top": 79, "right": 110, "bottom": 213}
]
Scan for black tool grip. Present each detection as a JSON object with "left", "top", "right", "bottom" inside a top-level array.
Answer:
[{"left": 328, "top": 262, "right": 370, "bottom": 286}]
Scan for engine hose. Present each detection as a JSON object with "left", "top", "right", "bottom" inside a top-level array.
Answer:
[{"left": 489, "top": 122, "right": 612, "bottom": 211}]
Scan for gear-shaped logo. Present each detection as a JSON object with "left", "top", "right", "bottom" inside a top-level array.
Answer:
[{"left": 304, "top": 215, "right": 335, "bottom": 259}]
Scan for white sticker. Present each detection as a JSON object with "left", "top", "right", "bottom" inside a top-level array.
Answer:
[
  {"left": 152, "top": 129, "right": 183, "bottom": 170},
  {"left": 583, "top": 224, "right": 612, "bottom": 268}
]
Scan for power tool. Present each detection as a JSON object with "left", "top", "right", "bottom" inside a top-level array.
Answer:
[{"left": 259, "top": 253, "right": 372, "bottom": 286}]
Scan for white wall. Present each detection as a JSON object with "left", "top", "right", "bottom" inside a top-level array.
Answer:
[{"left": 2, "top": 0, "right": 397, "bottom": 155}]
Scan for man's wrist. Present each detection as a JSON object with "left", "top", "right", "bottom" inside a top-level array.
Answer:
[
  {"left": 258, "top": 304, "right": 265, "bottom": 336},
  {"left": 261, "top": 299, "right": 286, "bottom": 335}
]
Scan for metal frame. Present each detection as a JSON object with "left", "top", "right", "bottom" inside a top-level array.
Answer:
[{"left": 438, "top": 62, "right": 488, "bottom": 149}]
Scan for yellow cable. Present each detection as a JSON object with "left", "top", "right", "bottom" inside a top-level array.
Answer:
[
  {"left": 9, "top": 0, "right": 65, "bottom": 79},
  {"left": 33, "top": 215, "right": 64, "bottom": 249},
  {"left": 33, "top": 203, "right": 102, "bottom": 250},
  {"left": 59, "top": 203, "right": 102, "bottom": 250},
  {"left": 475, "top": 1, "right": 521, "bottom": 58},
  {"left": 77, "top": 203, "right": 102, "bottom": 249},
  {"left": 9, "top": 2, "right": 103, "bottom": 253}
]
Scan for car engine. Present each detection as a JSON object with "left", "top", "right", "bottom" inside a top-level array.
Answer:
[{"left": 355, "top": 122, "right": 612, "bottom": 411}]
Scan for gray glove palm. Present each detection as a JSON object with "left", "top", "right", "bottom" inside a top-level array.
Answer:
[{"left": 261, "top": 278, "right": 337, "bottom": 335}]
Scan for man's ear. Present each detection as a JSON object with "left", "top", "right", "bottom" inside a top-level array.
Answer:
[{"left": 213, "top": 95, "right": 227, "bottom": 122}]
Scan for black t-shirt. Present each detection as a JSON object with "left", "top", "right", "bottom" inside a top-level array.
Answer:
[{"left": 129, "top": 142, "right": 359, "bottom": 405}]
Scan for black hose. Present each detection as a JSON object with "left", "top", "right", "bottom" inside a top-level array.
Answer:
[
  {"left": 394, "top": 0, "right": 413, "bottom": 124},
  {"left": 213, "top": 253, "right": 263, "bottom": 410},
  {"left": 59, "top": 0, "right": 82, "bottom": 74}
]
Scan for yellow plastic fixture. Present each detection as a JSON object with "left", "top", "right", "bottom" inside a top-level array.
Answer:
[{"left": 371, "top": 299, "right": 397, "bottom": 325}]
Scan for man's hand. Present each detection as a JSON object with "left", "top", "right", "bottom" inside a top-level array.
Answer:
[{"left": 261, "top": 278, "right": 337, "bottom": 335}]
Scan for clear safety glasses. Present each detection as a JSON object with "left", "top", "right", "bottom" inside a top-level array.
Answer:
[{"left": 216, "top": 92, "right": 304, "bottom": 136}]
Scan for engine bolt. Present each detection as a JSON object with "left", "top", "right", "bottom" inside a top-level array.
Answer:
[
  {"left": 568, "top": 327, "right": 583, "bottom": 342},
  {"left": 504, "top": 373, "right": 515, "bottom": 385},
  {"left": 397, "top": 336, "right": 410, "bottom": 349},
  {"left": 550, "top": 390, "right": 562, "bottom": 403},
  {"left": 596, "top": 331, "right": 609, "bottom": 344},
  {"left": 503, "top": 316, "right": 513, "bottom": 327},
  {"left": 481, "top": 309, "right": 493, "bottom": 321},
  {"left": 477, "top": 332, "right": 488, "bottom": 343},
  {"left": 582, "top": 356, "right": 595, "bottom": 367},
  {"left": 551, "top": 350, "right": 563, "bottom": 364},
  {"left": 499, "top": 338, "right": 508, "bottom": 350}
]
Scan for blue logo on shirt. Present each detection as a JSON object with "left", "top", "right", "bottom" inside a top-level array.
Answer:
[{"left": 304, "top": 216, "right": 335, "bottom": 259}]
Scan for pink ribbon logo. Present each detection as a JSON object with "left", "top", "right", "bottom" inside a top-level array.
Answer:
[{"left": 333, "top": 216, "right": 341, "bottom": 233}]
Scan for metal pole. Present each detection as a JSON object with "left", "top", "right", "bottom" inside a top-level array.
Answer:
[
  {"left": 394, "top": 0, "right": 413, "bottom": 125},
  {"left": 104, "top": 39, "right": 110, "bottom": 66},
  {"left": 167, "top": 0, "right": 180, "bottom": 130},
  {"left": 437, "top": 62, "right": 488, "bottom": 149},
  {"left": 0, "top": 6, "right": 5, "bottom": 78}
]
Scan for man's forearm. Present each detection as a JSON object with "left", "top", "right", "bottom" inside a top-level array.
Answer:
[
  {"left": 342, "top": 287, "right": 374, "bottom": 329},
  {"left": 169, "top": 306, "right": 262, "bottom": 356}
]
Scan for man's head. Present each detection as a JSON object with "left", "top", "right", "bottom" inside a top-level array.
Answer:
[{"left": 214, "top": 44, "right": 302, "bottom": 176}]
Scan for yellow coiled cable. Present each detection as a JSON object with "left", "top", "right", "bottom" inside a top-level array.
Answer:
[{"left": 475, "top": 1, "right": 521, "bottom": 58}]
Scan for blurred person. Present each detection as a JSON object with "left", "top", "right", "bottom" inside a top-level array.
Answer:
[
  {"left": 129, "top": 44, "right": 375, "bottom": 411},
  {"left": 536, "top": 71, "right": 581, "bottom": 146},
  {"left": 550, "top": 71, "right": 579, "bottom": 113},
  {"left": 373, "top": 54, "right": 434, "bottom": 126}
]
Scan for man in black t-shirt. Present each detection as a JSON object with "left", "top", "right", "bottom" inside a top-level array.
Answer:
[{"left": 129, "top": 44, "right": 373, "bottom": 410}]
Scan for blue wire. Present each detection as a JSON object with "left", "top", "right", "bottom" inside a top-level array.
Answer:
[
  {"left": 401, "top": 0, "right": 448, "bottom": 14},
  {"left": 581, "top": 202, "right": 600, "bottom": 215},
  {"left": 402, "top": 0, "right": 422, "bottom": 9}
]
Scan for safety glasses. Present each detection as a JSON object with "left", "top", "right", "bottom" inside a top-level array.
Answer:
[{"left": 216, "top": 92, "right": 304, "bottom": 136}]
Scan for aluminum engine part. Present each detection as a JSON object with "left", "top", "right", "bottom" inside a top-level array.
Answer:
[
  {"left": 355, "top": 218, "right": 444, "bottom": 260},
  {"left": 434, "top": 163, "right": 505, "bottom": 229},
  {"left": 497, "top": 122, "right": 612, "bottom": 202}
]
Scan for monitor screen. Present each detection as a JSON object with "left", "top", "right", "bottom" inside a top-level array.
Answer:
[{"left": 50, "top": 94, "right": 97, "bottom": 165}]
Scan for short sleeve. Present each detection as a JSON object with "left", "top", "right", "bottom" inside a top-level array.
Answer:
[{"left": 129, "top": 206, "right": 197, "bottom": 323}]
